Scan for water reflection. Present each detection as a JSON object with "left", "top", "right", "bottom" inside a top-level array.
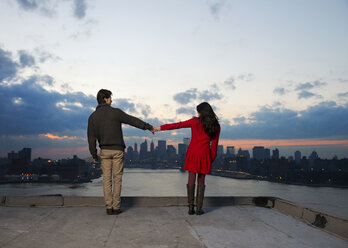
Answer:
[{"left": 1, "top": 169, "right": 347, "bottom": 219}]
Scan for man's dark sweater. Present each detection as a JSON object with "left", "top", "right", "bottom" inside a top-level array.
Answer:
[{"left": 87, "top": 103, "right": 153, "bottom": 160}]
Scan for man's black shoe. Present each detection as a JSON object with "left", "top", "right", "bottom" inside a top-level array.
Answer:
[
  {"left": 106, "top": 209, "right": 113, "bottom": 215},
  {"left": 112, "top": 209, "right": 122, "bottom": 215}
]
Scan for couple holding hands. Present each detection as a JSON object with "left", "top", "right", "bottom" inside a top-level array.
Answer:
[{"left": 88, "top": 89, "right": 220, "bottom": 215}]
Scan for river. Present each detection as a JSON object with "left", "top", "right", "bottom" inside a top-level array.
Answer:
[{"left": 1, "top": 168, "right": 347, "bottom": 219}]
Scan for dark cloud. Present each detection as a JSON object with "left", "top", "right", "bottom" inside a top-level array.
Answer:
[
  {"left": 273, "top": 87, "right": 286, "bottom": 95},
  {"left": 298, "top": 90, "right": 322, "bottom": 99},
  {"left": 173, "top": 89, "right": 198, "bottom": 105},
  {"left": 0, "top": 77, "right": 95, "bottom": 135},
  {"left": 295, "top": 80, "right": 327, "bottom": 91},
  {"left": 16, "top": 0, "right": 38, "bottom": 10},
  {"left": 176, "top": 107, "right": 196, "bottom": 116},
  {"left": 73, "top": 0, "right": 87, "bottom": 19},
  {"left": 221, "top": 101, "right": 348, "bottom": 139},
  {"left": 18, "top": 50, "right": 35, "bottom": 68},
  {"left": 0, "top": 48, "right": 18, "bottom": 82}
]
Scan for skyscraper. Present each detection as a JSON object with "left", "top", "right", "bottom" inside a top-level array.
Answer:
[
  {"left": 183, "top": 138, "right": 190, "bottom": 146},
  {"left": 226, "top": 146, "right": 235, "bottom": 156},
  {"left": 150, "top": 141, "right": 155, "bottom": 153},
  {"left": 140, "top": 140, "right": 148, "bottom": 160},
  {"left": 217, "top": 145, "right": 224, "bottom": 156},
  {"left": 18, "top": 148, "right": 31, "bottom": 163},
  {"left": 272, "top": 148, "right": 279, "bottom": 160},
  {"left": 158, "top": 140, "right": 166, "bottom": 159},
  {"left": 253, "top": 146, "right": 265, "bottom": 160},
  {"left": 295, "top": 151, "right": 301, "bottom": 164}
]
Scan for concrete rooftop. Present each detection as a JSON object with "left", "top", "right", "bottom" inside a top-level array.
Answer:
[{"left": 1, "top": 197, "right": 348, "bottom": 248}]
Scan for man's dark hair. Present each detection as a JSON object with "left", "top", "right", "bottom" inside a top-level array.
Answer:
[{"left": 97, "top": 89, "right": 112, "bottom": 104}]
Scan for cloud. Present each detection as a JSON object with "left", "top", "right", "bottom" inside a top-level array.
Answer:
[
  {"left": 295, "top": 80, "right": 327, "bottom": 91},
  {"left": 337, "top": 78, "right": 348, "bottom": 83},
  {"left": 16, "top": 0, "right": 37, "bottom": 10},
  {"left": 223, "top": 77, "right": 236, "bottom": 90},
  {"left": 0, "top": 48, "right": 18, "bottom": 82},
  {"left": 0, "top": 77, "right": 96, "bottom": 136},
  {"left": 209, "top": 0, "right": 226, "bottom": 20},
  {"left": 16, "top": 0, "right": 56, "bottom": 17},
  {"left": 176, "top": 107, "right": 196, "bottom": 116},
  {"left": 73, "top": 0, "right": 87, "bottom": 19},
  {"left": 298, "top": 90, "right": 322, "bottom": 99},
  {"left": 18, "top": 50, "right": 35, "bottom": 68},
  {"left": 115, "top": 98, "right": 137, "bottom": 113},
  {"left": 173, "top": 87, "right": 222, "bottom": 105},
  {"left": 173, "top": 88, "right": 198, "bottom": 105},
  {"left": 33, "top": 48, "right": 61, "bottom": 63},
  {"left": 337, "top": 92, "right": 348, "bottom": 98},
  {"left": 238, "top": 73, "right": 254, "bottom": 82},
  {"left": 198, "top": 90, "right": 222, "bottom": 101},
  {"left": 137, "top": 104, "right": 152, "bottom": 118},
  {"left": 273, "top": 87, "right": 286, "bottom": 95},
  {"left": 221, "top": 101, "right": 348, "bottom": 140}
]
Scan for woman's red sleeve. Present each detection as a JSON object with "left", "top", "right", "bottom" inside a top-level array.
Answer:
[
  {"left": 160, "top": 117, "right": 195, "bottom": 131},
  {"left": 210, "top": 125, "right": 221, "bottom": 161}
]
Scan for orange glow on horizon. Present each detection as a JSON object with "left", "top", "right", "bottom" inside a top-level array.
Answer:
[
  {"left": 218, "top": 139, "right": 348, "bottom": 149},
  {"left": 39, "top": 133, "right": 86, "bottom": 141}
]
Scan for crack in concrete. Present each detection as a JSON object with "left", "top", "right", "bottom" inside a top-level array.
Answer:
[{"left": 103, "top": 215, "right": 117, "bottom": 247}]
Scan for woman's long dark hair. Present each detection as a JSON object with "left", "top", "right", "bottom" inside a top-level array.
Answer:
[{"left": 196, "top": 102, "right": 219, "bottom": 139}]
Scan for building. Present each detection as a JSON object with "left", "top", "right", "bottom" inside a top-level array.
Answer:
[
  {"left": 8, "top": 151, "right": 18, "bottom": 160},
  {"left": 264, "top": 148, "right": 271, "bottom": 160},
  {"left": 226, "top": 146, "right": 235, "bottom": 157},
  {"left": 18, "top": 148, "right": 31, "bottom": 163},
  {"left": 272, "top": 149, "right": 279, "bottom": 160},
  {"left": 150, "top": 141, "right": 155, "bottom": 153},
  {"left": 183, "top": 138, "right": 190, "bottom": 146},
  {"left": 217, "top": 145, "right": 224, "bottom": 156},
  {"left": 166, "top": 145, "right": 177, "bottom": 161},
  {"left": 157, "top": 140, "right": 167, "bottom": 159},
  {"left": 140, "top": 140, "right": 148, "bottom": 160},
  {"left": 253, "top": 146, "right": 265, "bottom": 160},
  {"left": 178, "top": 143, "right": 188, "bottom": 161},
  {"left": 237, "top": 148, "right": 250, "bottom": 160},
  {"left": 295, "top": 151, "right": 301, "bottom": 164}
]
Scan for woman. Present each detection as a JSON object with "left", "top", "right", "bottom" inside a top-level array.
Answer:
[{"left": 154, "top": 102, "right": 220, "bottom": 215}]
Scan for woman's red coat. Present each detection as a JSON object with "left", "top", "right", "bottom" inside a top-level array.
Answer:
[{"left": 160, "top": 117, "right": 220, "bottom": 174}]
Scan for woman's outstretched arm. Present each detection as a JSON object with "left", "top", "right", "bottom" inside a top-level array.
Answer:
[{"left": 154, "top": 117, "right": 195, "bottom": 132}]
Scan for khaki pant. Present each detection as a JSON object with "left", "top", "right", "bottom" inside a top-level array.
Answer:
[{"left": 100, "top": 149, "right": 124, "bottom": 210}]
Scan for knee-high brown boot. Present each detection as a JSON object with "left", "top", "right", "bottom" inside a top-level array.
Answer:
[
  {"left": 196, "top": 185, "right": 205, "bottom": 215},
  {"left": 187, "top": 184, "right": 195, "bottom": 215}
]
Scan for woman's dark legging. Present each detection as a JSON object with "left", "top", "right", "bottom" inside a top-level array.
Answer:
[{"left": 188, "top": 171, "right": 205, "bottom": 186}]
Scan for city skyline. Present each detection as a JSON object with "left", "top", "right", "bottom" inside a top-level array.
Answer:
[{"left": 1, "top": 1, "right": 348, "bottom": 159}]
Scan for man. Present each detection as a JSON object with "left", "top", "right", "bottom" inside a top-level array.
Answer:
[{"left": 88, "top": 89, "right": 154, "bottom": 215}]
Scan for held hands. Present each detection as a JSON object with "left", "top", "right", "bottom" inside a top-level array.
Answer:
[
  {"left": 149, "top": 126, "right": 161, "bottom": 134},
  {"left": 153, "top": 126, "right": 161, "bottom": 132}
]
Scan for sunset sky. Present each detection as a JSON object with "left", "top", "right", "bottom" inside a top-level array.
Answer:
[{"left": 1, "top": 0, "right": 348, "bottom": 159}]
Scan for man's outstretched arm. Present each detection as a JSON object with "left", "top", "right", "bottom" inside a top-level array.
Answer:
[{"left": 118, "top": 109, "right": 154, "bottom": 132}]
